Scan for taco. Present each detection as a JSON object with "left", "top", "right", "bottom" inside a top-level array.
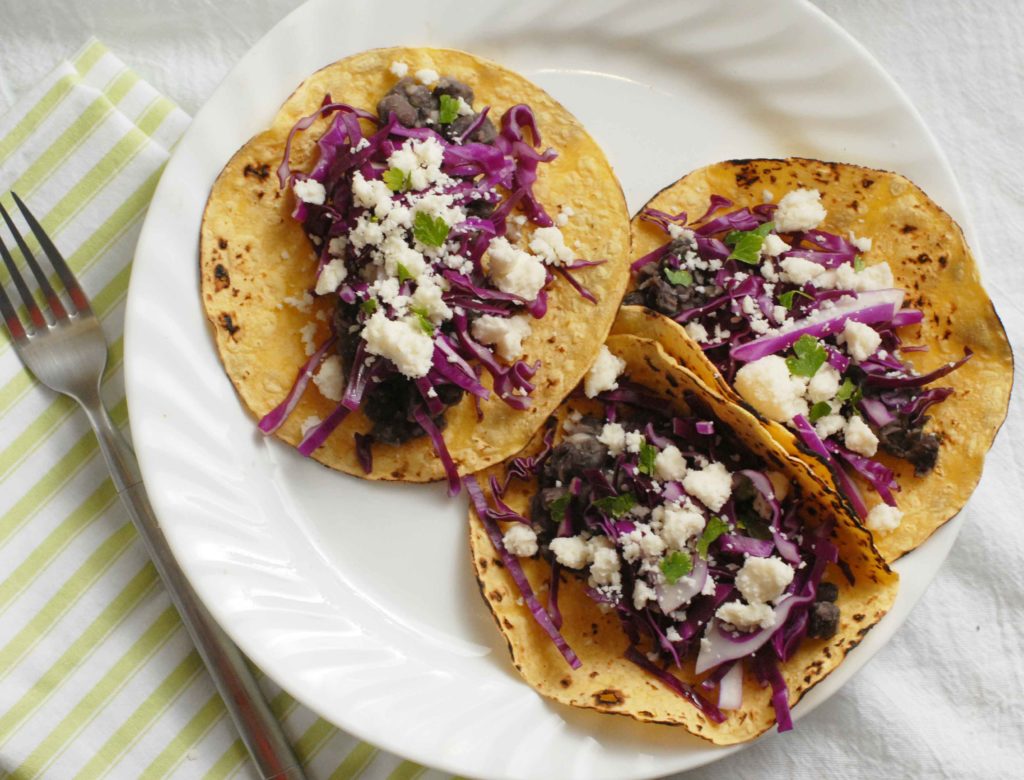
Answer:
[
  {"left": 467, "top": 335, "right": 897, "bottom": 745},
  {"left": 616, "top": 158, "right": 1012, "bottom": 559},
  {"left": 200, "top": 47, "right": 630, "bottom": 491}
]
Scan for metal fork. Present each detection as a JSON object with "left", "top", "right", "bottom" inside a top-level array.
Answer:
[{"left": 0, "top": 193, "right": 306, "bottom": 780}]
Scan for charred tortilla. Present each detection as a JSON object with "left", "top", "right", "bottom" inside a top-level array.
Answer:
[
  {"left": 468, "top": 334, "right": 897, "bottom": 745},
  {"left": 200, "top": 47, "right": 630, "bottom": 482},
  {"left": 615, "top": 159, "right": 1012, "bottom": 560}
]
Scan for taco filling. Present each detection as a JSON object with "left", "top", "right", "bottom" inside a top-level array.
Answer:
[
  {"left": 468, "top": 346, "right": 856, "bottom": 732},
  {"left": 261, "top": 63, "right": 602, "bottom": 492},
  {"left": 626, "top": 190, "right": 970, "bottom": 532}
]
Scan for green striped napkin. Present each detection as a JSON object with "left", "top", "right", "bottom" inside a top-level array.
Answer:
[{"left": 0, "top": 39, "right": 446, "bottom": 780}]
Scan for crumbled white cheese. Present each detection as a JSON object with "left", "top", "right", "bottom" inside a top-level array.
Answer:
[
  {"left": 620, "top": 524, "right": 665, "bottom": 564},
  {"left": 455, "top": 96, "right": 474, "bottom": 116},
  {"left": 772, "top": 304, "right": 789, "bottom": 325},
  {"left": 815, "top": 413, "right": 846, "bottom": 440},
  {"left": 734, "top": 355, "right": 810, "bottom": 422},
  {"left": 762, "top": 233, "right": 791, "bottom": 257},
  {"left": 584, "top": 345, "right": 626, "bottom": 398},
  {"left": 389, "top": 60, "right": 409, "bottom": 78},
  {"left": 549, "top": 535, "right": 591, "bottom": 569},
  {"left": 471, "top": 314, "right": 532, "bottom": 361},
  {"left": 292, "top": 178, "right": 326, "bottom": 205},
  {"left": 685, "top": 321, "right": 709, "bottom": 343},
  {"left": 298, "top": 322, "right": 318, "bottom": 356},
  {"left": 313, "top": 355, "right": 345, "bottom": 401},
  {"left": 840, "top": 320, "right": 882, "bottom": 362},
  {"left": 598, "top": 422, "right": 627, "bottom": 455},
  {"left": 667, "top": 224, "right": 695, "bottom": 241},
  {"left": 300, "top": 415, "right": 321, "bottom": 436},
  {"left": 655, "top": 503, "right": 706, "bottom": 549},
  {"left": 528, "top": 226, "right": 574, "bottom": 266},
  {"left": 715, "top": 600, "right": 776, "bottom": 632},
  {"left": 865, "top": 503, "right": 903, "bottom": 533},
  {"left": 589, "top": 547, "right": 622, "bottom": 587},
  {"left": 735, "top": 556, "right": 794, "bottom": 604},
  {"left": 806, "top": 363, "right": 841, "bottom": 403},
  {"left": 654, "top": 444, "right": 688, "bottom": 482},
  {"left": 327, "top": 236, "right": 347, "bottom": 257},
  {"left": 361, "top": 310, "right": 434, "bottom": 378},
  {"left": 682, "top": 461, "right": 733, "bottom": 512},
  {"left": 314, "top": 258, "right": 348, "bottom": 295},
  {"left": 848, "top": 231, "right": 873, "bottom": 252},
  {"left": 774, "top": 188, "right": 827, "bottom": 232},
  {"left": 780, "top": 256, "right": 826, "bottom": 285},
  {"left": 283, "top": 291, "right": 314, "bottom": 312},
  {"left": 844, "top": 414, "right": 879, "bottom": 457},
  {"left": 415, "top": 68, "right": 439, "bottom": 85},
  {"left": 762, "top": 190, "right": 774, "bottom": 203},
  {"left": 665, "top": 625, "right": 683, "bottom": 642},
  {"left": 410, "top": 275, "right": 453, "bottom": 323},
  {"left": 485, "top": 237, "right": 547, "bottom": 301},
  {"left": 502, "top": 524, "right": 538, "bottom": 556},
  {"left": 387, "top": 137, "right": 452, "bottom": 192},
  {"left": 632, "top": 579, "right": 656, "bottom": 610},
  {"left": 624, "top": 430, "right": 645, "bottom": 454}
]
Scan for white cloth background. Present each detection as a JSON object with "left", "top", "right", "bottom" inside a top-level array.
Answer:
[{"left": 1, "top": 1, "right": 1020, "bottom": 777}]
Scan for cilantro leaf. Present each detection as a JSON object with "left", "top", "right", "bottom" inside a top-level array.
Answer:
[
  {"left": 396, "top": 263, "right": 412, "bottom": 284},
  {"left": 809, "top": 400, "right": 833, "bottom": 423},
  {"left": 737, "top": 512, "right": 773, "bottom": 540},
  {"left": 726, "top": 221, "right": 776, "bottom": 265},
  {"left": 411, "top": 305, "right": 435, "bottom": 335},
  {"left": 361, "top": 299, "right": 378, "bottom": 315},
  {"left": 854, "top": 254, "right": 865, "bottom": 272},
  {"left": 660, "top": 551, "right": 693, "bottom": 584},
  {"left": 438, "top": 94, "right": 460, "bottom": 124},
  {"left": 382, "top": 167, "right": 411, "bottom": 193},
  {"left": 697, "top": 516, "right": 729, "bottom": 559},
  {"left": 664, "top": 267, "right": 693, "bottom": 287},
  {"left": 413, "top": 211, "right": 450, "bottom": 248},
  {"left": 549, "top": 494, "right": 571, "bottom": 524},
  {"left": 592, "top": 493, "right": 636, "bottom": 518},
  {"left": 778, "top": 289, "right": 814, "bottom": 310},
  {"left": 638, "top": 442, "right": 658, "bottom": 476},
  {"left": 785, "top": 334, "right": 828, "bottom": 378},
  {"left": 835, "top": 377, "right": 863, "bottom": 407}
]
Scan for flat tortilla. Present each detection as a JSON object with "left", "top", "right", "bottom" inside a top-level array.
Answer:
[
  {"left": 615, "top": 158, "right": 1013, "bottom": 560},
  {"left": 200, "top": 47, "right": 630, "bottom": 482},
  {"left": 469, "top": 334, "right": 897, "bottom": 745}
]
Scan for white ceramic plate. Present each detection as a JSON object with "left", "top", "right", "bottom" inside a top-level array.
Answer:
[{"left": 124, "top": 1, "right": 972, "bottom": 777}]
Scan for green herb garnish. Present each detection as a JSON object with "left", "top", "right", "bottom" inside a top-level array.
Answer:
[
  {"left": 396, "top": 263, "right": 412, "bottom": 284},
  {"left": 638, "top": 441, "right": 658, "bottom": 476},
  {"left": 361, "top": 299, "right": 378, "bottom": 315},
  {"left": 809, "top": 400, "right": 833, "bottom": 423},
  {"left": 786, "top": 334, "right": 828, "bottom": 378},
  {"left": 592, "top": 493, "right": 636, "bottom": 518},
  {"left": 835, "top": 377, "right": 863, "bottom": 406},
  {"left": 663, "top": 267, "right": 693, "bottom": 287},
  {"left": 550, "top": 494, "right": 571, "bottom": 525},
  {"left": 854, "top": 254, "right": 865, "bottom": 272},
  {"left": 660, "top": 551, "right": 694, "bottom": 584},
  {"left": 778, "top": 289, "right": 814, "bottom": 310},
  {"left": 411, "top": 305, "right": 435, "bottom": 335},
  {"left": 413, "top": 211, "right": 450, "bottom": 248},
  {"left": 697, "top": 516, "right": 729, "bottom": 559},
  {"left": 438, "top": 94, "right": 460, "bottom": 124},
  {"left": 726, "top": 221, "right": 775, "bottom": 265},
  {"left": 737, "top": 511, "right": 773, "bottom": 540},
  {"left": 382, "top": 167, "right": 412, "bottom": 193}
]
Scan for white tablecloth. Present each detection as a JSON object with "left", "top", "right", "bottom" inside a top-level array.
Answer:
[{"left": 1, "top": 1, "right": 1020, "bottom": 777}]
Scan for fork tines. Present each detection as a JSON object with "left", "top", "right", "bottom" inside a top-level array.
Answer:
[{"left": 0, "top": 193, "right": 90, "bottom": 340}]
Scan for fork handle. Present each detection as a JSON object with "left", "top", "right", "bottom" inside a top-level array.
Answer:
[{"left": 83, "top": 398, "right": 307, "bottom": 780}]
